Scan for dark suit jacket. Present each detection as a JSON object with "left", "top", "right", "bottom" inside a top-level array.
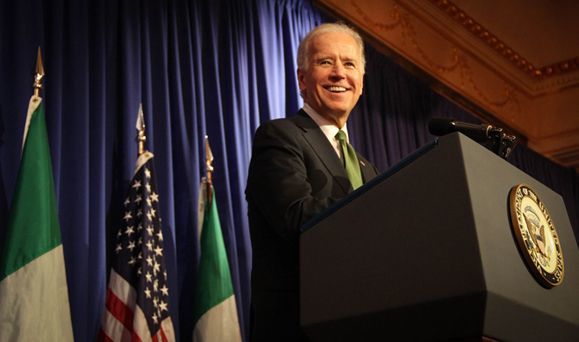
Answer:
[{"left": 245, "top": 110, "right": 379, "bottom": 342}]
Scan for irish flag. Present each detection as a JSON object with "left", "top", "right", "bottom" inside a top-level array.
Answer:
[
  {"left": 193, "top": 179, "right": 241, "bottom": 342},
  {"left": 0, "top": 96, "right": 74, "bottom": 341}
]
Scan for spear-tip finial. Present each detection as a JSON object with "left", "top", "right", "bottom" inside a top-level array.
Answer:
[
  {"left": 33, "top": 47, "right": 45, "bottom": 97},
  {"left": 204, "top": 135, "right": 215, "bottom": 201},
  {"left": 136, "top": 104, "right": 146, "bottom": 156},
  {"left": 205, "top": 135, "right": 214, "bottom": 185}
]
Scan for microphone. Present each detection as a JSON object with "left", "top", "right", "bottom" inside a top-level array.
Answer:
[
  {"left": 428, "top": 117, "right": 519, "bottom": 159},
  {"left": 428, "top": 118, "right": 498, "bottom": 142}
]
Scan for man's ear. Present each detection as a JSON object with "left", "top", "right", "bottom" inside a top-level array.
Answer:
[{"left": 297, "top": 68, "right": 306, "bottom": 92}]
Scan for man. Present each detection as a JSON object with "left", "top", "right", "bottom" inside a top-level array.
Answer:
[{"left": 246, "top": 23, "right": 379, "bottom": 341}]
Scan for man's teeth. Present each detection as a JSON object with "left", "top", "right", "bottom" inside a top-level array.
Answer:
[{"left": 327, "top": 86, "right": 346, "bottom": 92}]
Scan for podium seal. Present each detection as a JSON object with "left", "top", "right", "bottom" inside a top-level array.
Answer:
[{"left": 509, "top": 184, "right": 564, "bottom": 288}]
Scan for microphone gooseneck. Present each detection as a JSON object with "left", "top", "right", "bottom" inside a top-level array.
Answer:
[{"left": 428, "top": 117, "right": 518, "bottom": 159}]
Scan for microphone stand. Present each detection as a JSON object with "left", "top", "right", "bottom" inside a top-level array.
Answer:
[{"left": 484, "top": 127, "right": 518, "bottom": 159}]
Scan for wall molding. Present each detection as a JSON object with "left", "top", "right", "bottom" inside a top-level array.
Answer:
[{"left": 316, "top": 0, "right": 579, "bottom": 171}]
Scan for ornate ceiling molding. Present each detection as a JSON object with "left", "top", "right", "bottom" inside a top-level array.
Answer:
[
  {"left": 315, "top": 0, "right": 579, "bottom": 171},
  {"left": 428, "top": 0, "right": 579, "bottom": 81}
]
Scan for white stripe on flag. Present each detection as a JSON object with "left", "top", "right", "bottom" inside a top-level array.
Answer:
[
  {"left": 104, "top": 270, "right": 175, "bottom": 342},
  {"left": 104, "top": 269, "right": 154, "bottom": 341},
  {"left": 160, "top": 317, "right": 176, "bottom": 341},
  {"left": 133, "top": 304, "right": 152, "bottom": 342},
  {"left": 0, "top": 245, "right": 73, "bottom": 341},
  {"left": 102, "top": 308, "right": 132, "bottom": 341},
  {"left": 108, "top": 269, "right": 137, "bottom": 309},
  {"left": 193, "top": 295, "right": 241, "bottom": 342}
]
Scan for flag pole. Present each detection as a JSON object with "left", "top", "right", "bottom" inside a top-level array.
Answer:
[
  {"left": 194, "top": 135, "right": 242, "bottom": 342},
  {"left": 33, "top": 47, "right": 44, "bottom": 97},
  {"left": 0, "top": 47, "right": 74, "bottom": 342},
  {"left": 204, "top": 135, "right": 214, "bottom": 201}
]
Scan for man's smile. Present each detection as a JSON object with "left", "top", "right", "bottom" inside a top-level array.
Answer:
[{"left": 324, "top": 85, "right": 349, "bottom": 93}]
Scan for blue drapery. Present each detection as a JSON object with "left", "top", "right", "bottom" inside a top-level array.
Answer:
[
  {"left": 350, "top": 46, "right": 579, "bottom": 241},
  {"left": 1, "top": 0, "right": 577, "bottom": 341},
  {"left": 0, "top": 0, "right": 321, "bottom": 340}
]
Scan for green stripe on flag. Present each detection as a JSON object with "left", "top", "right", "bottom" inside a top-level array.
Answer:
[
  {"left": 0, "top": 100, "right": 62, "bottom": 280},
  {"left": 193, "top": 186, "right": 236, "bottom": 324}
]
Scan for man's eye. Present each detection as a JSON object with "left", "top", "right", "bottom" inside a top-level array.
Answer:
[{"left": 319, "top": 60, "right": 331, "bottom": 65}]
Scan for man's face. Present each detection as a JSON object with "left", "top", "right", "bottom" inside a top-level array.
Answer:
[{"left": 298, "top": 31, "right": 364, "bottom": 127}]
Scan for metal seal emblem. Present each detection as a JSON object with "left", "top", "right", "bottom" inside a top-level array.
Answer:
[{"left": 509, "top": 184, "right": 564, "bottom": 288}]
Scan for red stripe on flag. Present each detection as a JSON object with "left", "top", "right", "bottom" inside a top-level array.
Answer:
[
  {"left": 98, "top": 328, "right": 114, "bottom": 342},
  {"left": 132, "top": 330, "right": 143, "bottom": 342},
  {"left": 150, "top": 327, "right": 169, "bottom": 342},
  {"left": 105, "top": 288, "right": 140, "bottom": 340},
  {"left": 151, "top": 328, "right": 168, "bottom": 342},
  {"left": 160, "top": 327, "right": 168, "bottom": 342}
]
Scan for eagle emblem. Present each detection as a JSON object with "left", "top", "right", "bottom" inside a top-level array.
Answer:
[{"left": 509, "top": 184, "right": 564, "bottom": 288}]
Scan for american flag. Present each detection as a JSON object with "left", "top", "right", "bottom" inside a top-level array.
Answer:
[{"left": 100, "top": 151, "right": 175, "bottom": 341}]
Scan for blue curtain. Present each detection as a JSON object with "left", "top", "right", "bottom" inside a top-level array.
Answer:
[
  {"left": 1, "top": 0, "right": 577, "bottom": 341},
  {"left": 349, "top": 45, "right": 579, "bottom": 243},
  {"left": 0, "top": 0, "right": 321, "bottom": 340}
]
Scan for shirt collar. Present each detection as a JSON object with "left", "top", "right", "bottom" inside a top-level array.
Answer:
[
  {"left": 302, "top": 103, "right": 349, "bottom": 157},
  {"left": 302, "top": 103, "right": 350, "bottom": 141}
]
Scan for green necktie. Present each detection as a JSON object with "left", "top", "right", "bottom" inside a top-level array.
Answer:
[{"left": 335, "top": 130, "right": 363, "bottom": 190}]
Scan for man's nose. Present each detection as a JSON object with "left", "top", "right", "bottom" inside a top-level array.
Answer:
[{"left": 330, "top": 62, "right": 346, "bottom": 78}]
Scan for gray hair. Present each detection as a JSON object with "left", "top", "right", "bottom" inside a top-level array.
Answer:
[{"left": 297, "top": 22, "right": 366, "bottom": 73}]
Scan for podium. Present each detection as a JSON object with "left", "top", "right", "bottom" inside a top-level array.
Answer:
[{"left": 300, "top": 133, "right": 579, "bottom": 341}]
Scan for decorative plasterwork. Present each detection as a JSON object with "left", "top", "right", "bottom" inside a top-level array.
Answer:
[
  {"left": 315, "top": 0, "right": 579, "bottom": 171},
  {"left": 428, "top": 0, "right": 579, "bottom": 81},
  {"left": 348, "top": 1, "right": 522, "bottom": 112}
]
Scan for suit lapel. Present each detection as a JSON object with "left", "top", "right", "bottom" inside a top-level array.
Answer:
[
  {"left": 293, "top": 111, "right": 351, "bottom": 194},
  {"left": 357, "top": 154, "right": 377, "bottom": 184}
]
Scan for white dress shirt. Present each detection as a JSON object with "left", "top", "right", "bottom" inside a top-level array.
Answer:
[{"left": 302, "top": 103, "right": 350, "bottom": 159}]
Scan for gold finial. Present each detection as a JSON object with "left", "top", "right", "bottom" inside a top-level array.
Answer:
[
  {"left": 136, "top": 104, "right": 146, "bottom": 156},
  {"left": 33, "top": 47, "right": 45, "bottom": 97},
  {"left": 204, "top": 136, "right": 215, "bottom": 202},
  {"left": 205, "top": 135, "right": 214, "bottom": 185}
]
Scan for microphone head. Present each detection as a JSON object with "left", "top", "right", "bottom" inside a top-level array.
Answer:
[
  {"left": 428, "top": 117, "right": 491, "bottom": 142},
  {"left": 428, "top": 118, "right": 455, "bottom": 136},
  {"left": 428, "top": 117, "right": 519, "bottom": 159}
]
